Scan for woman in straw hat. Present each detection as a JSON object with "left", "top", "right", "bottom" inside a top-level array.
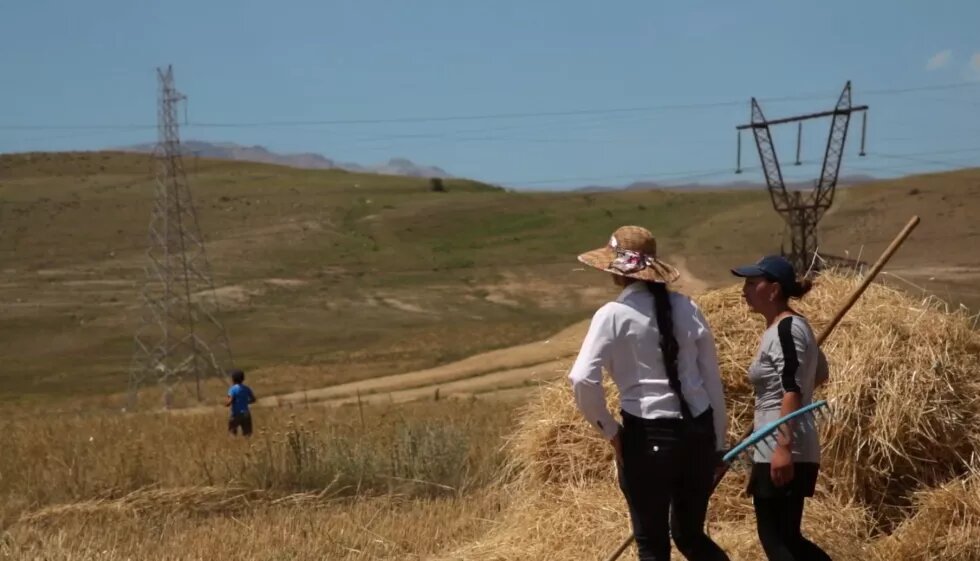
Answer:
[
  {"left": 730, "top": 255, "right": 831, "bottom": 561},
  {"left": 568, "top": 226, "right": 730, "bottom": 561}
]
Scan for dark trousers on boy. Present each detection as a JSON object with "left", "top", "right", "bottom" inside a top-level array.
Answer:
[{"left": 228, "top": 412, "right": 253, "bottom": 436}]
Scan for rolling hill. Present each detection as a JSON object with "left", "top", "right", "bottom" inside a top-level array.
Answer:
[{"left": 0, "top": 150, "right": 978, "bottom": 410}]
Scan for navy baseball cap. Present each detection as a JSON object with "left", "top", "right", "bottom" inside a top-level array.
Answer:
[{"left": 730, "top": 254, "right": 797, "bottom": 288}]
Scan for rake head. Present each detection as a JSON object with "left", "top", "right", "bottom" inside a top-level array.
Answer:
[{"left": 722, "top": 399, "right": 832, "bottom": 465}]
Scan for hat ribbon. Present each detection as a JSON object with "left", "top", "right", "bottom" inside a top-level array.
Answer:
[{"left": 610, "top": 248, "right": 654, "bottom": 274}]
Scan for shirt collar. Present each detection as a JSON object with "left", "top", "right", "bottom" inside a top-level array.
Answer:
[{"left": 616, "top": 280, "right": 649, "bottom": 302}]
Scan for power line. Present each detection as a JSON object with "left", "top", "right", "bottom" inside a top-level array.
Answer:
[
  {"left": 494, "top": 145, "right": 980, "bottom": 188},
  {"left": 495, "top": 167, "right": 739, "bottom": 187},
  {"left": 869, "top": 146, "right": 980, "bottom": 158},
  {"left": 868, "top": 151, "right": 980, "bottom": 169},
  {"left": 3, "top": 81, "right": 979, "bottom": 132}
]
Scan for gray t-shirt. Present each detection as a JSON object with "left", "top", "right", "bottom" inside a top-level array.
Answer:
[{"left": 747, "top": 315, "right": 826, "bottom": 464}]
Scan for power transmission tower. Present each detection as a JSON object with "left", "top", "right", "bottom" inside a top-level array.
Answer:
[
  {"left": 128, "top": 65, "right": 234, "bottom": 410},
  {"left": 735, "top": 81, "right": 868, "bottom": 273}
]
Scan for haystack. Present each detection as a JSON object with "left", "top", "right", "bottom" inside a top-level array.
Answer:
[
  {"left": 434, "top": 483, "right": 875, "bottom": 561},
  {"left": 871, "top": 468, "right": 980, "bottom": 561},
  {"left": 700, "top": 277, "right": 980, "bottom": 526},
  {"left": 510, "top": 272, "right": 980, "bottom": 526},
  {"left": 439, "top": 271, "right": 980, "bottom": 560}
]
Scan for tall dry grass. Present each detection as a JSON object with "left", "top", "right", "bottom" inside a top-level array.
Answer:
[
  {"left": 0, "top": 397, "right": 518, "bottom": 557},
  {"left": 4, "top": 489, "right": 507, "bottom": 561}
]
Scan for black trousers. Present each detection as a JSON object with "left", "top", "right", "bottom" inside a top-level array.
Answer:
[
  {"left": 228, "top": 412, "right": 253, "bottom": 436},
  {"left": 750, "top": 463, "right": 831, "bottom": 561},
  {"left": 617, "top": 408, "right": 729, "bottom": 561}
]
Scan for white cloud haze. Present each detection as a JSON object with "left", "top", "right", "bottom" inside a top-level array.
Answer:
[
  {"left": 968, "top": 52, "right": 980, "bottom": 80},
  {"left": 926, "top": 49, "right": 953, "bottom": 71}
]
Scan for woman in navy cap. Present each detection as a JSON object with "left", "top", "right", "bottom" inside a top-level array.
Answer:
[{"left": 730, "top": 255, "right": 831, "bottom": 561}]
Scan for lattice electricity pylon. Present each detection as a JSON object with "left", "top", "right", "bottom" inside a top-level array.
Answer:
[
  {"left": 735, "top": 81, "right": 868, "bottom": 272},
  {"left": 128, "top": 65, "right": 234, "bottom": 410}
]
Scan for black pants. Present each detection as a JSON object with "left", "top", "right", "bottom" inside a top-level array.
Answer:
[
  {"left": 228, "top": 412, "right": 253, "bottom": 436},
  {"left": 617, "top": 408, "right": 729, "bottom": 561},
  {"left": 750, "top": 463, "right": 830, "bottom": 561}
]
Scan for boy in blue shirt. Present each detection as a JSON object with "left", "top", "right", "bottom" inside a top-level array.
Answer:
[{"left": 225, "top": 369, "right": 256, "bottom": 436}]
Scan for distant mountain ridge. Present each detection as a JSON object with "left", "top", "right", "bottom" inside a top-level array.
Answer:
[
  {"left": 571, "top": 173, "right": 880, "bottom": 193},
  {"left": 118, "top": 141, "right": 452, "bottom": 178}
]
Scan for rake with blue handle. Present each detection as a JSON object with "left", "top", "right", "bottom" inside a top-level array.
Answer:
[
  {"left": 721, "top": 399, "right": 831, "bottom": 465},
  {"left": 602, "top": 215, "right": 920, "bottom": 561}
]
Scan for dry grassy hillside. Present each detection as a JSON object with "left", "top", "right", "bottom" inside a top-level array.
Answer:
[
  {"left": 1, "top": 151, "right": 978, "bottom": 411},
  {"left": 685, "top": 169, "right": 980, "bottom": 308}
]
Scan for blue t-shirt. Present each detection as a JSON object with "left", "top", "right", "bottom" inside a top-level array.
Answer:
[{"left": 228, "top": 384, "right": 255, "bottom": 416}]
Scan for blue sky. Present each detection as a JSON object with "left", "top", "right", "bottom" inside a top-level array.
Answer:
[{"left": 2, "top": 0, "right": 979, "bottom": 190}]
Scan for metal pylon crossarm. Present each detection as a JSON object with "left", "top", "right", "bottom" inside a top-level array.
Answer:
[
  {"left": 734, "top": 81, "right": 868, "bottom": 273},
  {"left": 749, "top": 98, "right": 791, "bottom": 213}
]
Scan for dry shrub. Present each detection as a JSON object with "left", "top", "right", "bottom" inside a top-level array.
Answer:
[{"left": 871, "top": 468, "right": 980, "bottom": 560}]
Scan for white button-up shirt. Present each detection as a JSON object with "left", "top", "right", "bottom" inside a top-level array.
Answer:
[{"left": 567, "top": 282, "right": 727, "bottom": 451}]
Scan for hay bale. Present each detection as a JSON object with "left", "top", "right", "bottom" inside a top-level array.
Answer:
[
  {"left": 432, "top": 485, "right": 627, "bottom": 561},
  {"left": 433, "top": 484, "right": 873, "bottom": 561},
  {"left": 503, "top": 380, "right": 620, "bottom": 488},
  {"left": 775, "top": 274, "right": 980, "bottom": 525},
  {"left": 505, "top": 272, "right": 980, "bottom": 528},
  {"left": 710, "top": 495, "right": 875, "bottom": 561},
  {"left": 871, "top": 469, "right": 980, "bottom": 560}
]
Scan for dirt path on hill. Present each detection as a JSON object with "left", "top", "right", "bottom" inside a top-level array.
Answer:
[
  {"left": 257, "top": 319, "right": 589, "bottom": 408},
  {"left": 178, "top": 263, "right": 712, "bottom": 413}
]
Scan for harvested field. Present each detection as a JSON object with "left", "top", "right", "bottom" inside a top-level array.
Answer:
[{"left": 3, "top": 271, "right": 979, "bottom": 560}]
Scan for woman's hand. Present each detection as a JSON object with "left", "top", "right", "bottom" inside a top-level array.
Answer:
[
  {"left": 772, "top": 387, "right": 802, "bottom": 487},
  {"left": 611, "top": 427, "right": 624, "bottom": 465},
  {"left": 713, "top": 450, "right": 728, "bottom": 483},
  {"left": 770, "top": 445, "right": 794, "bottom": 487}
]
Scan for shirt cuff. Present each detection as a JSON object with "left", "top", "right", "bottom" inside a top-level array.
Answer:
[{"left": 594, "top": 416, "right": 621, "bottom": 440}]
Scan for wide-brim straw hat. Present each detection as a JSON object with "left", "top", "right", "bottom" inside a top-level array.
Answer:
[{"left": 577, "top": 225, "right": 680, "bottom": 283}]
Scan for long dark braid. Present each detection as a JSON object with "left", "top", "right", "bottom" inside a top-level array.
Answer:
[{"left": 648, "top": 281, "right": 693, "bottom": 421}]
